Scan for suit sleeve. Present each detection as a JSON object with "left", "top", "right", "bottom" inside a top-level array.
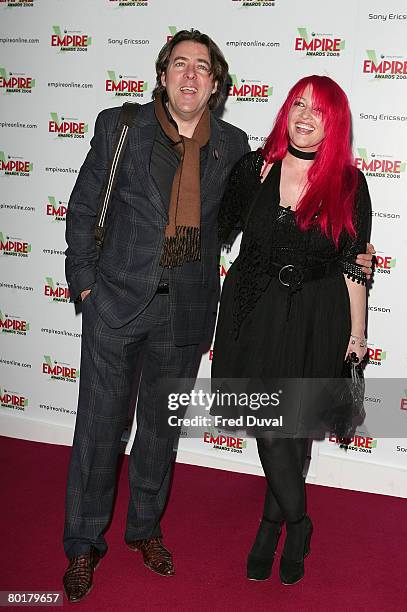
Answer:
[{"left": 65, "top": 110, "right": 112, "bottom": 301}]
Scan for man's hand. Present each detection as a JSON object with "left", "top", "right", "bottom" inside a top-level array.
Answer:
[
  {"left": 356, "top": 242, "right": 375, "bottom": 278},
  {"left": 81, "top": 289, "right": 91, "bottom": 301}
]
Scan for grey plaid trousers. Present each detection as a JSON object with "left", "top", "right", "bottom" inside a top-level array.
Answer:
[{"left": 63, "top": 291, "right": 202, "bottom": 559}]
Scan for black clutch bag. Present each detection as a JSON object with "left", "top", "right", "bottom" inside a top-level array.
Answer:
[
  {"left": 332, "top": 357, "right": 366, "bottom": 439},
  {"left": 317, "top": 355, "right": 366, "bottom": 439}
]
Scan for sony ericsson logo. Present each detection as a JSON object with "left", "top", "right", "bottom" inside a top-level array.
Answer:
[
  {"left": 51, "top": 25, "right": 92, "bottom": 51},
  {"left": 355, "top": 148, "right": 406, "bottom": 179},
  {"left": 227, "top": 74, "right": 273, "bottom": 102},
  {"left": 363, "top": 50, "right": 407, "bottom": 78},
  {"left": 105, "top": 71, "right": 147, "bottom": 97},
  {"left": 48, "top": 113, "right": 88, "bottom": 138},
  {"left": 0, "top": 67, "right": 35, "bottom": 93},
  {"left": 294, "top": 27, "right": 345, "bottom": 56}
]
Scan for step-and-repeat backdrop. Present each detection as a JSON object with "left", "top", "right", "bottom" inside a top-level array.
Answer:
[{"left": 1, "top": 0, "right": 406, "bottom": 496}]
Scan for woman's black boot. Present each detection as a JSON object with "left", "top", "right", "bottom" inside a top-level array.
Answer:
[
  {"left": 247, "top": 518, "right": 283, "bottom": 580},
  {"left": 279, "top": 515, "right": 313, "bottom": 585}
]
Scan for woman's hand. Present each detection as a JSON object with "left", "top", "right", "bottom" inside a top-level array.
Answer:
[
  {"left": 345, "top": 334, "right": 368, "bottom": 363},
  {"left": 355, "top": 242, "right": 375, "bottom": 278}
]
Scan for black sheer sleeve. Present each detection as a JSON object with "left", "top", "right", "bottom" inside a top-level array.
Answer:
[
  {"left": 218, "top": 150, "right": 263, "bottom": 247},
  {"left": 340, "top": 170, "right": 372, "bottom": 285}
]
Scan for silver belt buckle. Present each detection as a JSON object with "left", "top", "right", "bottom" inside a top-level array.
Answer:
[{"left": 278, "top": 264, "right": 294, "bottom": 287}]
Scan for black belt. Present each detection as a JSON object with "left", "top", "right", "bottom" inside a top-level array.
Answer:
[
  {"left": 269, "top": 260, "right": 340, "bottom": 290},
  {"left": 268, "top": 260, "right": 340, "bottom": 320},
  {"left": 155, "top": 281, "right": 169, "bottom": 294}
]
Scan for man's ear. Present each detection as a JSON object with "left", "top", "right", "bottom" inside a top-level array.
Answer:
[
  {"left": 212, "top": 80, "right": 218, "bottom": 95},
  {"left": 161, "top": 72, "right": 166, "bottom": 88}
]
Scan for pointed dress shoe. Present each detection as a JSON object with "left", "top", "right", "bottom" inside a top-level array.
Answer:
[
  {"left": 127, "top": 537, "right": 175, "bottom": 576},
  {"left": 63, "top": 546, "right": 102, "bottom": 603}
]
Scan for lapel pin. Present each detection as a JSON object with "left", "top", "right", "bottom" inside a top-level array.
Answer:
[{"left": 213, "top": 149, "right": 219, "bottom": 160}]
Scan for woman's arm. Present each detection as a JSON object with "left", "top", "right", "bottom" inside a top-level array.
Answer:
[
  {"left": 344, "top": 277, "right": 367, "bottom": 361},
  {"left": 218, "top": 150, "right": 263, "bottom": 247},
  {"left": 341, "top": 171, "right": 372, "bottom": 361}
]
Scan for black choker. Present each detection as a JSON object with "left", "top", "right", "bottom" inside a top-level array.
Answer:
[{"left": 288, "top": 143, "right": 317, "bottom": 160}]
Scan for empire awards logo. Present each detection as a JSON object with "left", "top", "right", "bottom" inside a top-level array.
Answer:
[
  {"left": 367, "top": 345, "right": 387, "bottom": 366},
  {"left": 51, "top": 26, "right": 92, "bottom": 52},
  {"left": 105, "top": 71, "right": 147, "bottom": 98},
  {"left": 363, "top": 50, "right": 407, "bottom": 79},
  {"left": 294, "top": 28, "right": 345, "bottom": 57},
  {"left": 227, "top": 74, "right": 273, "bottom": 102},
  {"left": 0, "top": 309, "right": 29, "bottom": 335},
  {"left": 219, "top": 255, "right": 231, "bottom": 278},
  {"left": 329, "top": 434, "right": 378, "bottom": 454},
  {"left": 374, "top": 254, "right": 396, "bottom": 275},
  {"left": 203, "top": 427, "right": 247, "bottom": 453},
  {"left": 167, "top": 26, "right": 177, "bottom": 42},
  {"left": 46, "top": 196, "right": 67, "bottom": 222},
  {"left": 48, "top": 113, "right": 88, "bottom": 138},
  {"left": 0, "top": 387, "right": 28, "bottom": 411},
  {"left": 0, "top": 231, "right": 31, "bottom": 257},
  {"left": 232, "top": 0, "right": 277, "bottom": 7},
  {"left": 355, "top": 148, "right": 406, "bottom": 179},
  {"left": 42, "top": 355, "right": 79, "bottom": 383},
  {"left": 0, "top": 0, "right": 34, "bottom": 7},
  {"left": 0, "top": 151, "right": 32, "bottom": 176},
  {"left": 109, "top": 0, "right": 148, "bottom": 6},
  {"left": 0, "top": 67, "right": 35, "bottom": 93},
  {"left": 44, "top": 277, "right": 70, "bottom": 303}
]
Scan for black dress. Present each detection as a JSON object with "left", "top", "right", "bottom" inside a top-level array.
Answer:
[{"left": 211, "top": 151, "right": 371, "bottom": 437}]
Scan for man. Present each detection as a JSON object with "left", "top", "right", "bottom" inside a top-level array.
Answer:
[
  {"left": 63, "top": 30, "right": 374, "bottom": 602},
  {"left": 62, "top": 30, "right": 249, "bottom": 603}
]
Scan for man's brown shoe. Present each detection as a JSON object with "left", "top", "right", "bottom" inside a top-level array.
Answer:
[
  {"left": 63, "top": 546, "right": 102, "bottom": 603},
  {"left": 127, "top": 537, "right": 175, "bottom": 576}
]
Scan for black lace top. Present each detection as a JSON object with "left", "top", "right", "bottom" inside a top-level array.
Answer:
[{"left": 218, "top": 150, "right": 372, "bottom": 334}]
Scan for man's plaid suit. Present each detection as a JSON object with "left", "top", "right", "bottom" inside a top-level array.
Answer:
[{"left": 63, "top": 101, "right": 249, "bottom": 558}]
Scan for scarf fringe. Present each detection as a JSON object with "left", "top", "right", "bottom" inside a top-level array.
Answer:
[{"left": 160, "top": 226, "right": 201, "bottom": 268}]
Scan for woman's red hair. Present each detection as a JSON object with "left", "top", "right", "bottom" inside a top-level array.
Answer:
[{"left": 262, "top": 75, "right": 358, "bottom": 246}]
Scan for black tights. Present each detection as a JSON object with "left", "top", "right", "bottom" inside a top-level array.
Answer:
[{"left": 256, "top": 437, "right": 309, "bottom": 523}]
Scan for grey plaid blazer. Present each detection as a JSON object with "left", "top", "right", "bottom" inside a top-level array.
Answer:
[{"left": 65, "top": 101, "right": 249, "bottom": 345}]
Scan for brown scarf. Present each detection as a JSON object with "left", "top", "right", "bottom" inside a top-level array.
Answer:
[{"left": 154, "top": 95, "right": 210, "bottom": 268}]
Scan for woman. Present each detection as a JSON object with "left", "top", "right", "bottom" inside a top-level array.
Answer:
[{"left": 212, "top": 75, "right": 371, "bottom": 585}]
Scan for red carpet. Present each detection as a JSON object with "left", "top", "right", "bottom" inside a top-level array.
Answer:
[{"left": 1, "top": 436, "right": 406, "bottom": 611}]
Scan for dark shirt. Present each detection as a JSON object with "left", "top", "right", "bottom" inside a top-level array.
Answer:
[{"left": 150, "top": 125, "right": 209, "bottom": 212}]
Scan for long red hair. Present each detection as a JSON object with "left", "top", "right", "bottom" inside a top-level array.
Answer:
[{"left": 262, "top": 75, "right": 358, "bottom": 246}]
